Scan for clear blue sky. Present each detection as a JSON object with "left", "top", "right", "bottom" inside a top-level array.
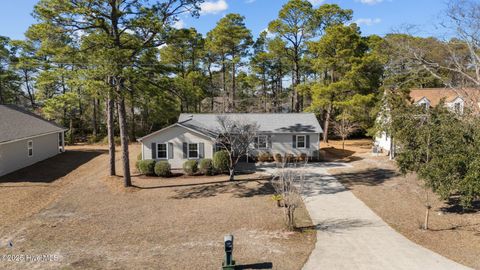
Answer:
[{"left": 0, "top": 0, "right": 447, "bottom": 40}]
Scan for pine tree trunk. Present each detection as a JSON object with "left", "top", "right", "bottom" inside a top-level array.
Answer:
[
  {"left": 92, "top": 98, "right": 98, "bottom": 138},
  {"left": 222, "top": 59, "right": 227, "bottom": 113},
  {"left": 323, "top": 103, "right": 332, "bottom": 143},
  {"left": 129, "top": 90, "right": 136, "bottom": 142},
  {"left": 231, "top": 57, "right": 236, "bottom": 112},
  {"left": 294, "top": 46, "right": 301, "bottom": 112},
  {"left": 107, "top": 91, "right": 116, "bottom": 176},
  {"left": 69, "top": 118, "right": 74, "bottom": 145},
  {"left": 117, "top": 94, "right": 131, "bottom": 187}
]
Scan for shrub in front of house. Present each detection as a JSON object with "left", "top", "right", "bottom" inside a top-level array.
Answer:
[
  {"left": 199, "top": 159, "right": 215, "bottom": 176},
  {"left": 285, "top": 153, "right": 295, "bottom": 163},
  {"left": 136, "top": 159, "right": 156, "bottom": 176},
  {"left": 297, "top": 153, "right": 308, "bottom": 162},
  {"left": 154, "top": 161, "right": 171, "bottom": 177},
  {"left": 274, "top": 153, "right": 283, "bottom": 163},
  {"left": 258, "top": 152, "right": 272, "bottom": 162},
  {"left": 183, "top": 160, "right": 198, "bottom": 175},
  {"left": 213, "top": 150, "right": 229, "bottom": 173}
]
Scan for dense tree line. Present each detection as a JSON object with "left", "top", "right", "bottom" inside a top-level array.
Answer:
[{"left": 0, "top": 0, "right": 478, "bottom": 192}]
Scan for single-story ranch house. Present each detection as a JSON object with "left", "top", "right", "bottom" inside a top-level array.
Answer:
[
  {"left": 375, "top": 88, "right": 480, "bottom": 154},
  {"left": 138, "top": 113, "right": 323, "bottom": 168},
  {"left": 0, "top": 105, "right": 66, "bottom": 177}
]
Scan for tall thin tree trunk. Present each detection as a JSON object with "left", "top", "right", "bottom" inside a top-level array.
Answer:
[
  {"left": 129, "top": 90, "right": 136, "bottom": 142},
  {"left": 92, "top": 98, "right": 98, "bottom": 138},
  {"left": 231, "top": 54, "right": 236, "bottom": 112},
  {"left": 263, "top": 72, "right": 267, "bottom": 112},
  {"left": 107, "top": 88, "right": 116, "bottom": 176},
  {"left": 222, "top": 58, "right": 227, "bottom": 113},
  {"left": 69, "top": 118, "right": 74, "bottom": 145},
  {"left": 0, "top": 85, "right": 4, "bottom": 104},
  {"left": 294, "top": 47, "right": 301, "bottom": 112},
  {"left": 323, "top": 103, "right": 332, "bottom": 143},
  {"left": 23, "top": 70, "right": 35, "bottom": 108},
  {"left": 117, "top": 82, "right": 131, "bottom": 187}
]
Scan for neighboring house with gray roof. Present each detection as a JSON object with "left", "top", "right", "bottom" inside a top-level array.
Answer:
[
  {"left": 0, "top": 105, "right": 67, "bottom": 177},
  {"left": 137, "top": 113, "right": 323, "bottom": 168}
]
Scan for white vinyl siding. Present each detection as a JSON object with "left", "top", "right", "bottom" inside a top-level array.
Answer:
[{"left": 0, "top": 133, "right": 60, "bottom": 177}]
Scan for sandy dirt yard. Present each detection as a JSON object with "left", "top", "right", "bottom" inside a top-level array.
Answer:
[
  {"left": 324, "top": 139, "right": 480, "bottom": 269},
  {"left": 0, "top": 144, "right": 315, "bottom": 270}
]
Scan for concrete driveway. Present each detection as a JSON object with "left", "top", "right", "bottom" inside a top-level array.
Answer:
[{"left": 265, "top": 162, "right": 472, "bottom": 270}]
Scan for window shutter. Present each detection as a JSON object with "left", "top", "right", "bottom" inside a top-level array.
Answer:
[
  {"left": 292, "top": 135, "right": 297, "bottom": 148},
  {"left": 183, "top": 143, "right": 188, "bottom": 159},
  {"left": 267, "top": 135, "right": 272, "bottom": 148},
  {"left": 199, "top": 143, "right": 205, "bottom": 158},
  {"left": 306, "top": 135, "right": 310, "bottom": 148},
  {"left": 254, "top": 136, "right": 258, "bottom": 149},
  {"left": 168, "top": 143, "right": 174, "bottom": 159},
  {"left": 151, "top": 142, "right": 157, "bottom": 159}
]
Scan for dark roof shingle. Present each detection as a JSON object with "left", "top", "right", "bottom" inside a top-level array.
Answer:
[{"left": 0, "top": 105, "right": 66, "bottom": 143}]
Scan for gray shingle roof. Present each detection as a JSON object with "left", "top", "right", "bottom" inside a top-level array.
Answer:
[
  {"left": 0, "top": 105, "right": 66, "bottom": 143},
  {"left": 178, "top": 113, "right": 323, "bottom": 135}
]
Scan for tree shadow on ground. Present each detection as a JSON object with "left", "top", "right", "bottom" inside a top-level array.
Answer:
[
  {"left": 170, "top": 180, "right": 275, "bottom": 199},
  {"left": 295, "top": 218, "right": 375, "bottom": 234},
  {"left": 429, "top": 222, "right": 480, "bottom": 235},
  {"left": 0, "top": 149, "right": 106, "bottom": 183},
  {"left": 440, "top": 197, "right": 480, "bottom": 214},
  {"left": 333, "top": 168, "right": 399, "bottom": 187},
  {"left": 321, "top": 147, "right": 362, "bottom": 163},
  {"left": 235, "top": 262, "right": 273, "bottom": 269}
]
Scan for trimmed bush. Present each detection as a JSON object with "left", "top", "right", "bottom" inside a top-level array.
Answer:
[
  {"left": 274, "top": 153, "right": 283, "bottom": 163},
  {"left": 297, "top": 153, "right": 308, "bottom": 162},
  {"left": 183, "top": 160, "right": 198, "bottom": 175},
  {"left": 213, "top": 150, "right": 229, "bottom": 173},
  {"left": 258, "top": 152, "right": 272, "bottom": 162},
  {"left": 136, "top": 159, "right": 156, "bottom": 176},
  {"left": 285, "top": 153, "right": 295, "bottom": 163},
  {"left": 199, "top": 159, "right": 215, "bottom": 176},
  {"left": 154, "top": 161, "right": 171, "bottom": 177}
]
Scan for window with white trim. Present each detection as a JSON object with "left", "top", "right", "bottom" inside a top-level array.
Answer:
[
  {"left": 27, "top": 140, "right": 33, "bottom": 157},
  {"left": 188, "top": 143, "right": 199, "bottom": 159},
  {"left": 296, "top": 135, "right": 306, "bottom": 149},
  {"left": 256, "top": 135, "right": 268, "bottom": 149},
  {"left": 157, "top": 143, "right": 167, "bottom": 159}
]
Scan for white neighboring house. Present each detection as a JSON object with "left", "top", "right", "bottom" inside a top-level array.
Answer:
[
  {"left": 0, "top": 105, "right": 67, "bottom": 177},
  {"left": 375, "top": 88, "right": 478, "bottom": 155},
  {"left": 137, "top": 113, "right": 323, "bottom": 168}
]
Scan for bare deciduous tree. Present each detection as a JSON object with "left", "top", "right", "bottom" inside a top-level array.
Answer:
[
  {"left": 390, "top": 0, "right": 480, "bottom": 111},
  {"left": 271, "top": 157, "right": 307, "bottom": 230},
  {"left": 333, "top": 113, "right": 359, "bottom": 150},
  {"left": 215, "top": 115, "right": 259, "bottom": 181}
]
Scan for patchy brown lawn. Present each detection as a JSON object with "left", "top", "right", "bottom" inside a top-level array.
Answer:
[
  {"left": 324, "top": 139, "right": 480, "bottom": 269},
  {"left": 0, "top": 144, "right": 314, "bottom": 269}
]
